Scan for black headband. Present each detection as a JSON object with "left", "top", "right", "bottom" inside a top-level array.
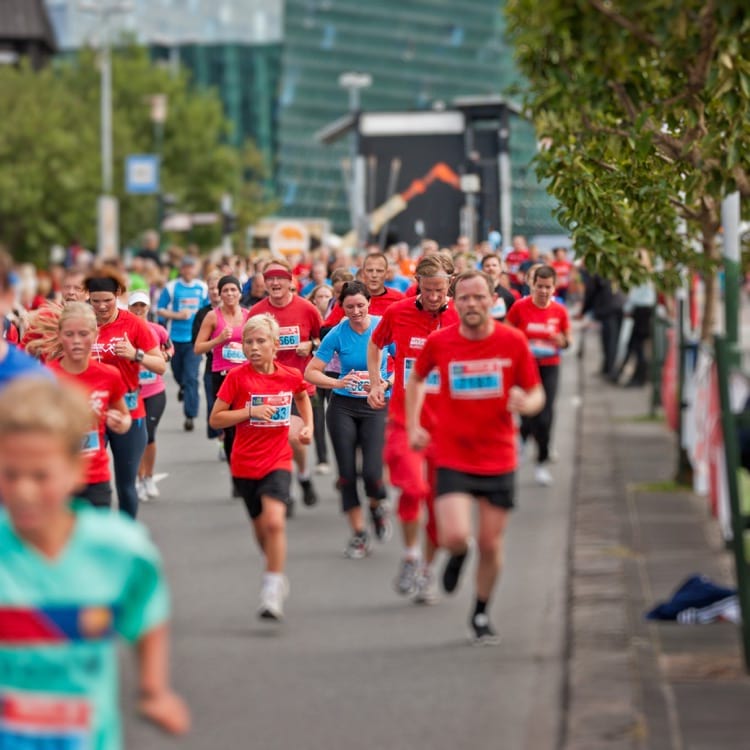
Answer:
[
  {"left": 86, "top": 277, "right": 119, "bottom": 294},
  {"left": 218, "top": 275, "right": 241, "bottom": 293}
]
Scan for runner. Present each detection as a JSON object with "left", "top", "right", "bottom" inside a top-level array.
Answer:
[
  {"left": 209, "top": 313, "right": 313, "bottom": 621},
  {"left": 194, "top": 274, "right": 251, "bottom": 492},
  {"left": 157, "top": 256, "right": 207, "bottom": 432},
  {"left": 250, "top": 260, "right": 322, "bottom": 508},
  {"left": 480, "top": 254, "right": 516, "bottom": 321},
  {"left": 367, "top": 254, "right": 458, "bottom": 601},
  {"left": 0, "top": 377, "right": 189, "bottom": 747},
  {"left": 405, "top": 270, "right": 544, "bottom": 643},
  {"left": 305, "top": 281, "right": 392, "bottom": 558},
  {"left": 323, "top": 253, "right": 404, "bottom": 326},
  {"left": 85, "top": 267, "right": 165, "bottom": 518},
  {"left": 129, "top": 291, "right": 173, "bottom": 502},
  {"left": 43, "top": 302, "right": 132, "bottom": 508},
  {"left": 505, "top": 264, "right": 571, "bottom": 486}
]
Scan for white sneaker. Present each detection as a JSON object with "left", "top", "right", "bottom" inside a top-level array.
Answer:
[
  {"left": 136, "top": 478, "right": 149, "bottom": 503},
  {"left": 143, "top": 476, "right": 159, "bottom": 498},
  {"left": 315, "top": 462, "right": 331, "bottom": 475},
  {"left": 413, "top": 566, "right": 439, "bottom": 605},
  {"left": 534, "top": 465, "right": 553, "bottom": 486},
  {"left": 258, "top": 576, "right": 289, "bottom": 621}
]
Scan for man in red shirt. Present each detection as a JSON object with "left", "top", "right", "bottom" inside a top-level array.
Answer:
[
  {"left": 503, "top": 235, "right": 530, "bottom": 288},
  {"left": 405, "top": 270, "right": 544, "bottom": 644},
  {"left": 367, "top": 255, "right": 458, "bottom": 603},
  {"left": 250, "top": 260, "right": 322, "bottom": 508},
  {"left": 324, "top": 253, "right": 404, "bottom": 326},
  {"left": 506, "top": 264, "right": 571, "bottom": 486}
]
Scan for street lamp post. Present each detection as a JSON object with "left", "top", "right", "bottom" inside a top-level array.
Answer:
[{"left": 338, "top": 72, "right": 372, "bottom": 249}]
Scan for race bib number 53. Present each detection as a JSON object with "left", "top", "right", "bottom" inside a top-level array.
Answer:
[
  {"left": 448, "top": 359, "right": 503, "bottom": 399},
  {"left": 249, "top": 393, "right": 293, "bottom": 427},
  {"left": 0, "top": 689, "right": 92, "bottom": 749}
]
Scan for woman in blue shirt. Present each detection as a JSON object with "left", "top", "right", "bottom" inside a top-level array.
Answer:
[{"left": 305, "top": 281, "right": 393, "bottom": 559}]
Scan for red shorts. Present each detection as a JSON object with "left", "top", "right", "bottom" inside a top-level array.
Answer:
[{"left": 383, "top": 421, "right": 438, "bottom": 546}]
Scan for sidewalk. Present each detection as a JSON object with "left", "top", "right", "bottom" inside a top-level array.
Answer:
[{"left": 564, "top": 326, "right": 750, "bottom": 750}]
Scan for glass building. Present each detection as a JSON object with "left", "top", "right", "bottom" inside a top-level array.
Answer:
[{"left": 277, "top": 0, "right": 561, "bottom": 240}]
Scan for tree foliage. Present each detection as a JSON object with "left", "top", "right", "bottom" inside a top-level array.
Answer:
[
  {"left": 505, "top": 0, "right": 750, "bottom": 330},
  {"left": 0, "top": 45, "right": 275, "bottom": 265}
]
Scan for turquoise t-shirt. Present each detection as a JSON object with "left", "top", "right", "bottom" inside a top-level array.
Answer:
[
  {"left": 0, "top": 503, "right": 169, "bottom": 750},
  {"left": 315, "top": 316, "right": 393, "bottom": 398}
]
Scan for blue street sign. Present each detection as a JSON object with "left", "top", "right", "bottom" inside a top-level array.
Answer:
[{"left": 125, "top": 154, "right": 160, "bottom": 194}]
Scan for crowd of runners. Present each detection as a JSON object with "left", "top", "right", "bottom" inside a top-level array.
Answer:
[{"left": 0, "top": 232, "right": 581, "bottom": 746}]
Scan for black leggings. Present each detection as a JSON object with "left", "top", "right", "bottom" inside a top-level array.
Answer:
[
  {"left": 520, "top": 364, "right": 559, "bottom": 464},
  {"left": 144, "top": 390, "right": 167, "bottom": 445},
  {"left": 212, "top": 370, "right": 235, "bottom": 462},
  {"left": 313, "top": 382, "right": 333, "bottom": 464},
  {"left": 326, "top": 393, "right": 387, "bottom": 513}
]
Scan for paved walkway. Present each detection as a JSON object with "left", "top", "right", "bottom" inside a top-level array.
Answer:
[{"left": 565, "top": 324, "right": 750, "bottom": 750}]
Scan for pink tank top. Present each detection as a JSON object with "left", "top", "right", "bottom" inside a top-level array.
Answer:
[{"left": 211, "top": 306, "right": 251, "bottom": 372}]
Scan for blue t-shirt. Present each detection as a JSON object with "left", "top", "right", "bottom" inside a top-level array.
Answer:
[
  {"left": 0, "top": 503, "right": 169, "bottom": 750},
  {"left": 0, "top": 343, "right": 50, "bottom": 391},
  {"left": 315, "top": 316, "right": 392, "bottom": 398},
  {"left": 157, "top": 279, "right": 208, "bottom": 342}
]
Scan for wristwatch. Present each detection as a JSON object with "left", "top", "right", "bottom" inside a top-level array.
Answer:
[{"left": 134, "top": 348, "right": 145, "bottom": 363}]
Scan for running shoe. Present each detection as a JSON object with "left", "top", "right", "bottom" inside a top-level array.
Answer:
[
  {"left": 143, "top": 476, "right": 160, "bottom": 499},
  {"left": 315, "top": 462, "right": 331, "bottom": 475},
  {"left": 217, "top": 439, "right": 227, "bottom": 461},
  {"left": 370, "top": 503, "right": 393, "bottom": 542},
  {"left": 442, "top": 548, "right": 469, "bottom": 594},
  {"left": 413, "top": 567, "right": 439, "bottom": 605},
  {"left": 136, "top": 478, "right": 149, "bottom": 504},
  {"left": 344, "top": 531, "right": 371, "bottom": 559},
  {"left": 534, "top": 465, "right": 553, "bottom": 486},
  {"left": 184, "top": 417, "right": 194, "bottom": 432},
  {"left": 393, "top": 557, "right": 420, "bottom": 596},
  {"left": 469, "top": 613, "right": 500, "bottom": 646},
  {"left": 300, "top": 479, "right": 318, "bottom": 507},
  {"left": 258, "top": 576, "right": 289, "bottom": 621}
]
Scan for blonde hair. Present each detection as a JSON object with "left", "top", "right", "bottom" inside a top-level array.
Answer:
[
  {"left": 26, "top": 301, "right": 96, "bottom": 361},
  {"left": 243, "top": 313, "right": 280, "bottom": 341},
  {"left": 0, "top": 378, "right": 93, "bottom": 456}
]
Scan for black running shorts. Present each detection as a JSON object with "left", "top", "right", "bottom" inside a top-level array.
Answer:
[
  {"left": 436, "top": 468, "right": 515, "bottom": 509},
  {"left": 234, "top": 470, "right": 292, "bottom": 519}
]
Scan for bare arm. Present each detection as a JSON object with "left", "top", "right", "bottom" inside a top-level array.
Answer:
[
  {"left": 507, "top": 383, "right": 545, "bottom": 417},
  {"left": 366, "top": 339, "right": 387, "bottom": 409},
  {"left": 105, "top": 395, "right": 132, "bottom": 435},
  {"left": 193, "top": 310, "right": 227, "bottom": 355}
]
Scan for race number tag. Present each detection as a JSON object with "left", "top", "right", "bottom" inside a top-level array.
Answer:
[
  {"left": 222, "top": 342, "right": 247, "bottom": 364},
  {"left": 81, "top": 430, "right": 100, "bottom": 454},
  {"left": 529, "top": 339, "right": 558, "bottom": 359},
  {"left": 403, "top": 358, "right": 440, "bottom": 394},
  {"left": 448, "top": 359, "right": 503, "bottom": 399},
  {"left": 249, "top": 393, "right": 293, "bottom": 427},
  {"left": 138, "top": 368, "right": 157, "bottom": 385},
  {"left": 178, "top": 296, "right": 200, "bottom": 313},
  {"left": 277, "top": 326, "right": 301, "bottom": 351},
  {"left": 0, "top": 689, "right": 92, "bottom": 750},
  {"left": 124, "top": 391, "right": 138, "bottom": 411},
  {"left": 345, "top": 371, "right": 370, "bottom": 397}
]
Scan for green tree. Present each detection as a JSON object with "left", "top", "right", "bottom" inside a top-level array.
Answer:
[
  {"left": 505, "top": 1, "right": 750, "bottom": 337},
  {"left": 0, "top": 45, "right": 272, "bottom": 264}
]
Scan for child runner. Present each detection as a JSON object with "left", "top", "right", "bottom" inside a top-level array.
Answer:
[
  {"left": 0, "top": 377, "right": 189, "bottom": 748},
  {"left": 209, "top": 314, "right": 313, "bottom": 621}
]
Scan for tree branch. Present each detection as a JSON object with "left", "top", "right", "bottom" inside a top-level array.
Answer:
[{"left": 586, "top": 0, "right": 659, "bottom": 47}]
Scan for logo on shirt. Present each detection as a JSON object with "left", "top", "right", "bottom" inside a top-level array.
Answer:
[
  {"left": 409, "top": 336, "right": 427, "bottom": 350},
  {"left": 78, "top": 606, "right": 114, "bottom": 638}
]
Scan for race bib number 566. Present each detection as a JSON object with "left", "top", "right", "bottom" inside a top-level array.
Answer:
[{"left": 448, "top": 359, "right": 503, "bottom": 399}]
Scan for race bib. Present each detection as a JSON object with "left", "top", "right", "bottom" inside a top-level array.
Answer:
[
  {"left": 222, "top": 342, "right": 247, "bottom": 364},
  {"left": 249, "top": 393, "right": 292, "bottom": 427},
  {"left": 178, "top": 297, "right": 200, "bottom": 313},
  {"left": 529, "top": 339, "right": 559, "bottom": 359},
  {"left": 278, "top": 326, "right": 301, "bottom": 351},
  {"left": 81, "top": 430, "right": 100, "bottom": 454},
  {"left": 0, "top": 689, "right": 92, "bottom": 750},
  {"left": 138, "top": 368, "right": 157, "bottom": 385},
  {"left": 449, "top": 359, "right": 503, "bottom": 399},
  {"left": 345, "top": 371, "right": 370, "bottom": 397},
  {"left": 490, "top": 298, "right": 507, "bottom": 319},
  {"left": 123, "top": 390, "right": 138, "bottom": 411},
  {"left": 403, "top": 358, "right": 440, "bottom": 393}
]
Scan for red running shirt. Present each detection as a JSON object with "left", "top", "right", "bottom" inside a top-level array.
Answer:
[
  {"left": 217, "top": 362, "right": 307, "bottom": 479},
  {"left": 49, "top": 359, "right": 127, "bottom": 484},
  {"left": 414, "top": 322, "right": 540, "bottom": 475},
  {"left": 250, "top": 295, "right": 322, "bottom": 395},
  {"left": 505, "top": 296, "right": 570, "bottom": 367},
  {"left": 91, "top": 310, "right": 157, "bottom": 419},
  {"left": 371, "top": 296, "right": 458, "bottom": 428}
]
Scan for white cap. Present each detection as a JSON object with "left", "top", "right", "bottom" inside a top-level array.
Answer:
[{"left": 128, "top": 290, "right": 150, "bottom": 307}]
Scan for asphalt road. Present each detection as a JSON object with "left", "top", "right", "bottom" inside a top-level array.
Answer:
[{"left": 122, "top": 351, "right": 578, "bottom": 750}]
